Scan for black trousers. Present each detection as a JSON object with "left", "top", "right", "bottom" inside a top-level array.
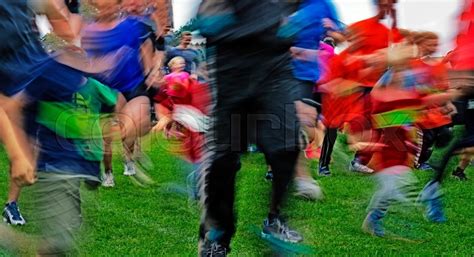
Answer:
[
  {"left": 417, "top": 125, "right": 453, "bottom": 166},
  {"left": 319, "top": 128, "right": 338, "bottom": 169},
  {"left": 199, "top": 46, "right": 300, "bottom": 248}
]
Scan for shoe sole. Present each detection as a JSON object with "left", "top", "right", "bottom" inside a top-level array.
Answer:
[
  {"left": 293, "top": 192, "right": 319, "bottom": 201},
  {"left": 260, "top": 231, "right": 302, "bottom": 244},
  {"left": 3, "top": 214, "right": 25, "bottom": 226},
  {"left": 349, "top": 168, "right": 374, "bottom": 174}
]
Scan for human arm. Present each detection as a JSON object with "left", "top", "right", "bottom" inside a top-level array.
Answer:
[{"left": 0, "top": 106, "right": 35, "bottom": 186}]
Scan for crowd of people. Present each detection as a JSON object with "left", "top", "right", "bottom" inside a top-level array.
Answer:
[{"left": 0, "top": 0, "right": 472, "bottom": 256}]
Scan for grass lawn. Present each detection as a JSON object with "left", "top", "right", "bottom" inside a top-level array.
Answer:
[{"left": 0, "top": 133, "right": 473, "bottom": 256}]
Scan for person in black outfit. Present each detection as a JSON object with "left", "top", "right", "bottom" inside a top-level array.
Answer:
[{"left": 197, "top": 1, "right": 303, "bottom": 256}]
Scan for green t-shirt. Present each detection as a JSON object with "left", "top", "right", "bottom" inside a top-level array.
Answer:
[{"left": 36, "top": 78, "right": 118, "bottom": 161}]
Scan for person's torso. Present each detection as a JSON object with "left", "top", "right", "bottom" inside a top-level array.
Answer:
[{"left": 82, "top": 18, "right": 150, "bottom": 92}]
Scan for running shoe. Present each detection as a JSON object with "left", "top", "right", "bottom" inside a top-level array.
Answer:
[
  {"left": 123, "top": 161, "right": 137, "bottom": 176},
  {"left": 199, "top": 239, "right": 228, "bottom": 257},
  {"left": 265, "top": 170, "right": 273, "bottom": 181},
  {"left": 452, "top": 169, "right": 468, "bottom": 181},
  {"left": 349, "top": 160, "right": 374, "bottom": 174},
  {"left": 362, "top": 209, "right": 385, "bottom": 237},
  {"left": 416, "top": 163, "right": 433, "bottom": 171},
  {"left": 419, "top": 181, "right": 446, "bottom": 223},
  {"left": 294, "top": 177, "right": 323, "bottom": 200},
  {"left": 262, "top": 217, "right": 303, "bottom": 243},
  {"left": 318, "top": 166, "right": 331, "bottom": 176},
  {"left": 3, "top": 202, "right": 26, "bottom": 226},
  {"left": 102, "top": 172, "right": 115, "bottom": 187}
]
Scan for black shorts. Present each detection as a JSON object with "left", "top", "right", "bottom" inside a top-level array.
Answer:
[
  {"left": 296, "top": 80, "right": 315, "bottom": 100},
  {"left": 121, "top": 82, "right": 149, "bottom": 102}
]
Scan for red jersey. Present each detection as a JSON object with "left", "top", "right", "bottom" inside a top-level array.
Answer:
[
  {"left": 320, "top": 17, "right": 404, "bottom": 131},
  {"left": 409, "top": 59, "right": 451, "bottom": 129},
  {"left": 320, "top": 51, "right": 366, "bottom": 130},
  {"left": 369, "top": 88, "right": 423, "bottom": 171},
  {"left": 349, "top": 17, "right": 404, "bottom": 54}
]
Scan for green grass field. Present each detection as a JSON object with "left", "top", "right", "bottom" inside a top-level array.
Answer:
[{"left": 0, "top": 133, "right": 473, "bottom": 256}]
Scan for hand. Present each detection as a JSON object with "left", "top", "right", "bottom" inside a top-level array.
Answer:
[
  {"left": 295, "top": 100, "right": 318, "bottom": 128},
  {"left": 10, "top": 156, "right": 35, "bottom": 187},
  {"left": 322, "top": 18, "right": 337, "bottom": 31},
  {"left": 442, "top": 102, "right": 457, "bottom": 117},
  {"left": 153, "top": 116, "right": 173, "bottom": 132},
  {"left": 290, "top": 47, "right": 319, "bottom": 62},
  {"left": 146, "top": 69, "right": 165, "bottom": 89}
]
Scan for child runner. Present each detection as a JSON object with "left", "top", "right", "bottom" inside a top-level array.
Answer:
[
  {"left": 412, "top": 32, "right": 453, "bottom": 171},
  {"left": 319, "top": 0, "right": 405, "bottom": 176},
  {"left": 419, "top": 0, "right": 474, "bottom": 222},
  {"left": 31, "top": 73, "right": 118, "bottom": 255},
  {"left": 362, "top": 67, "right": 457, "bottom": 236},
  {"left": 152, "top": 56, "right": 210, "bottom": 164},
  {"left": 1, "top": 0, "right": 83, "bottom": 225}
]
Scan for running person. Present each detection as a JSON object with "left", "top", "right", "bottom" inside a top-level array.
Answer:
[
  {"left": 81, "top": 0, "right": 158, "bottom": 184},
  {"left": 197, "top": 0, "right": 303, "bottom": 255},
  {"left": 418, "top": 0, "right": 474, "bottom": 223},
  {"left": 1, "top": 0, "right": 83, "bottom": 226}
]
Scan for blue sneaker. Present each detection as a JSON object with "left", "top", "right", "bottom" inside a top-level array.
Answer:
[
  {"left": 362, "top": 209, "right": 385, "bottom": 237},
  {"left": 419, "top": 181, "right": 446, "bottom": 223},
  {"left": 3, "top": 202, "right": 26, "bottom": 226},
  {"left": 426, "top": 197, "right": 446, "bottom": 223},
  {"left": 417, "top": 163, "right": 433, "bottom": 171},
  {"left": 318, "top": 166, "right": 331, "bottom": 176}
]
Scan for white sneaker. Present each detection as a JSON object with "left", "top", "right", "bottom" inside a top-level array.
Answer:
[
  {"left": 123, "top": 161, "right": 137, "bottom": 176},
  {"left": 294, "top": 177, "right": 324, "bottom": 200},
  {"left": 102, "top": 172, "right": 115, "bottom": 187},
  {"left": 349, "top": 160, "right": 374, "bottom": 174}
]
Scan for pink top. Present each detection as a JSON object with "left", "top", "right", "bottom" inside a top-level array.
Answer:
[
  {"left": 317, "top": 42, "right": 335, "bottom": 84},
  {"left": 164, "top": 71, "right": 190, "bottom": 84}
]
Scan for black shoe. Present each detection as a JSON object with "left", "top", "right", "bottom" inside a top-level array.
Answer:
[
  {"left": 199, "top": 239, "right": 228, "bottom": 257},
  {"left": 265, "top": 170, "right": 273, "bottom": 181},
  {"left": 262, "top": 217, "right": 303, "bottom": 243},
  {"left": 452, "top": 169, "right": 468, "bottom": 181},
  {"left": 318, "top": 166, "right": 331, "bottom": 176}
]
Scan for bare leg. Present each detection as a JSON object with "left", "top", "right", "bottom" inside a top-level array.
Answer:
[
  {"left": 120, "top": 96, "right": 151, "bottom": 160},
  {"left": 7, "top": 182, "right": 21, "bottom": 204}
]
